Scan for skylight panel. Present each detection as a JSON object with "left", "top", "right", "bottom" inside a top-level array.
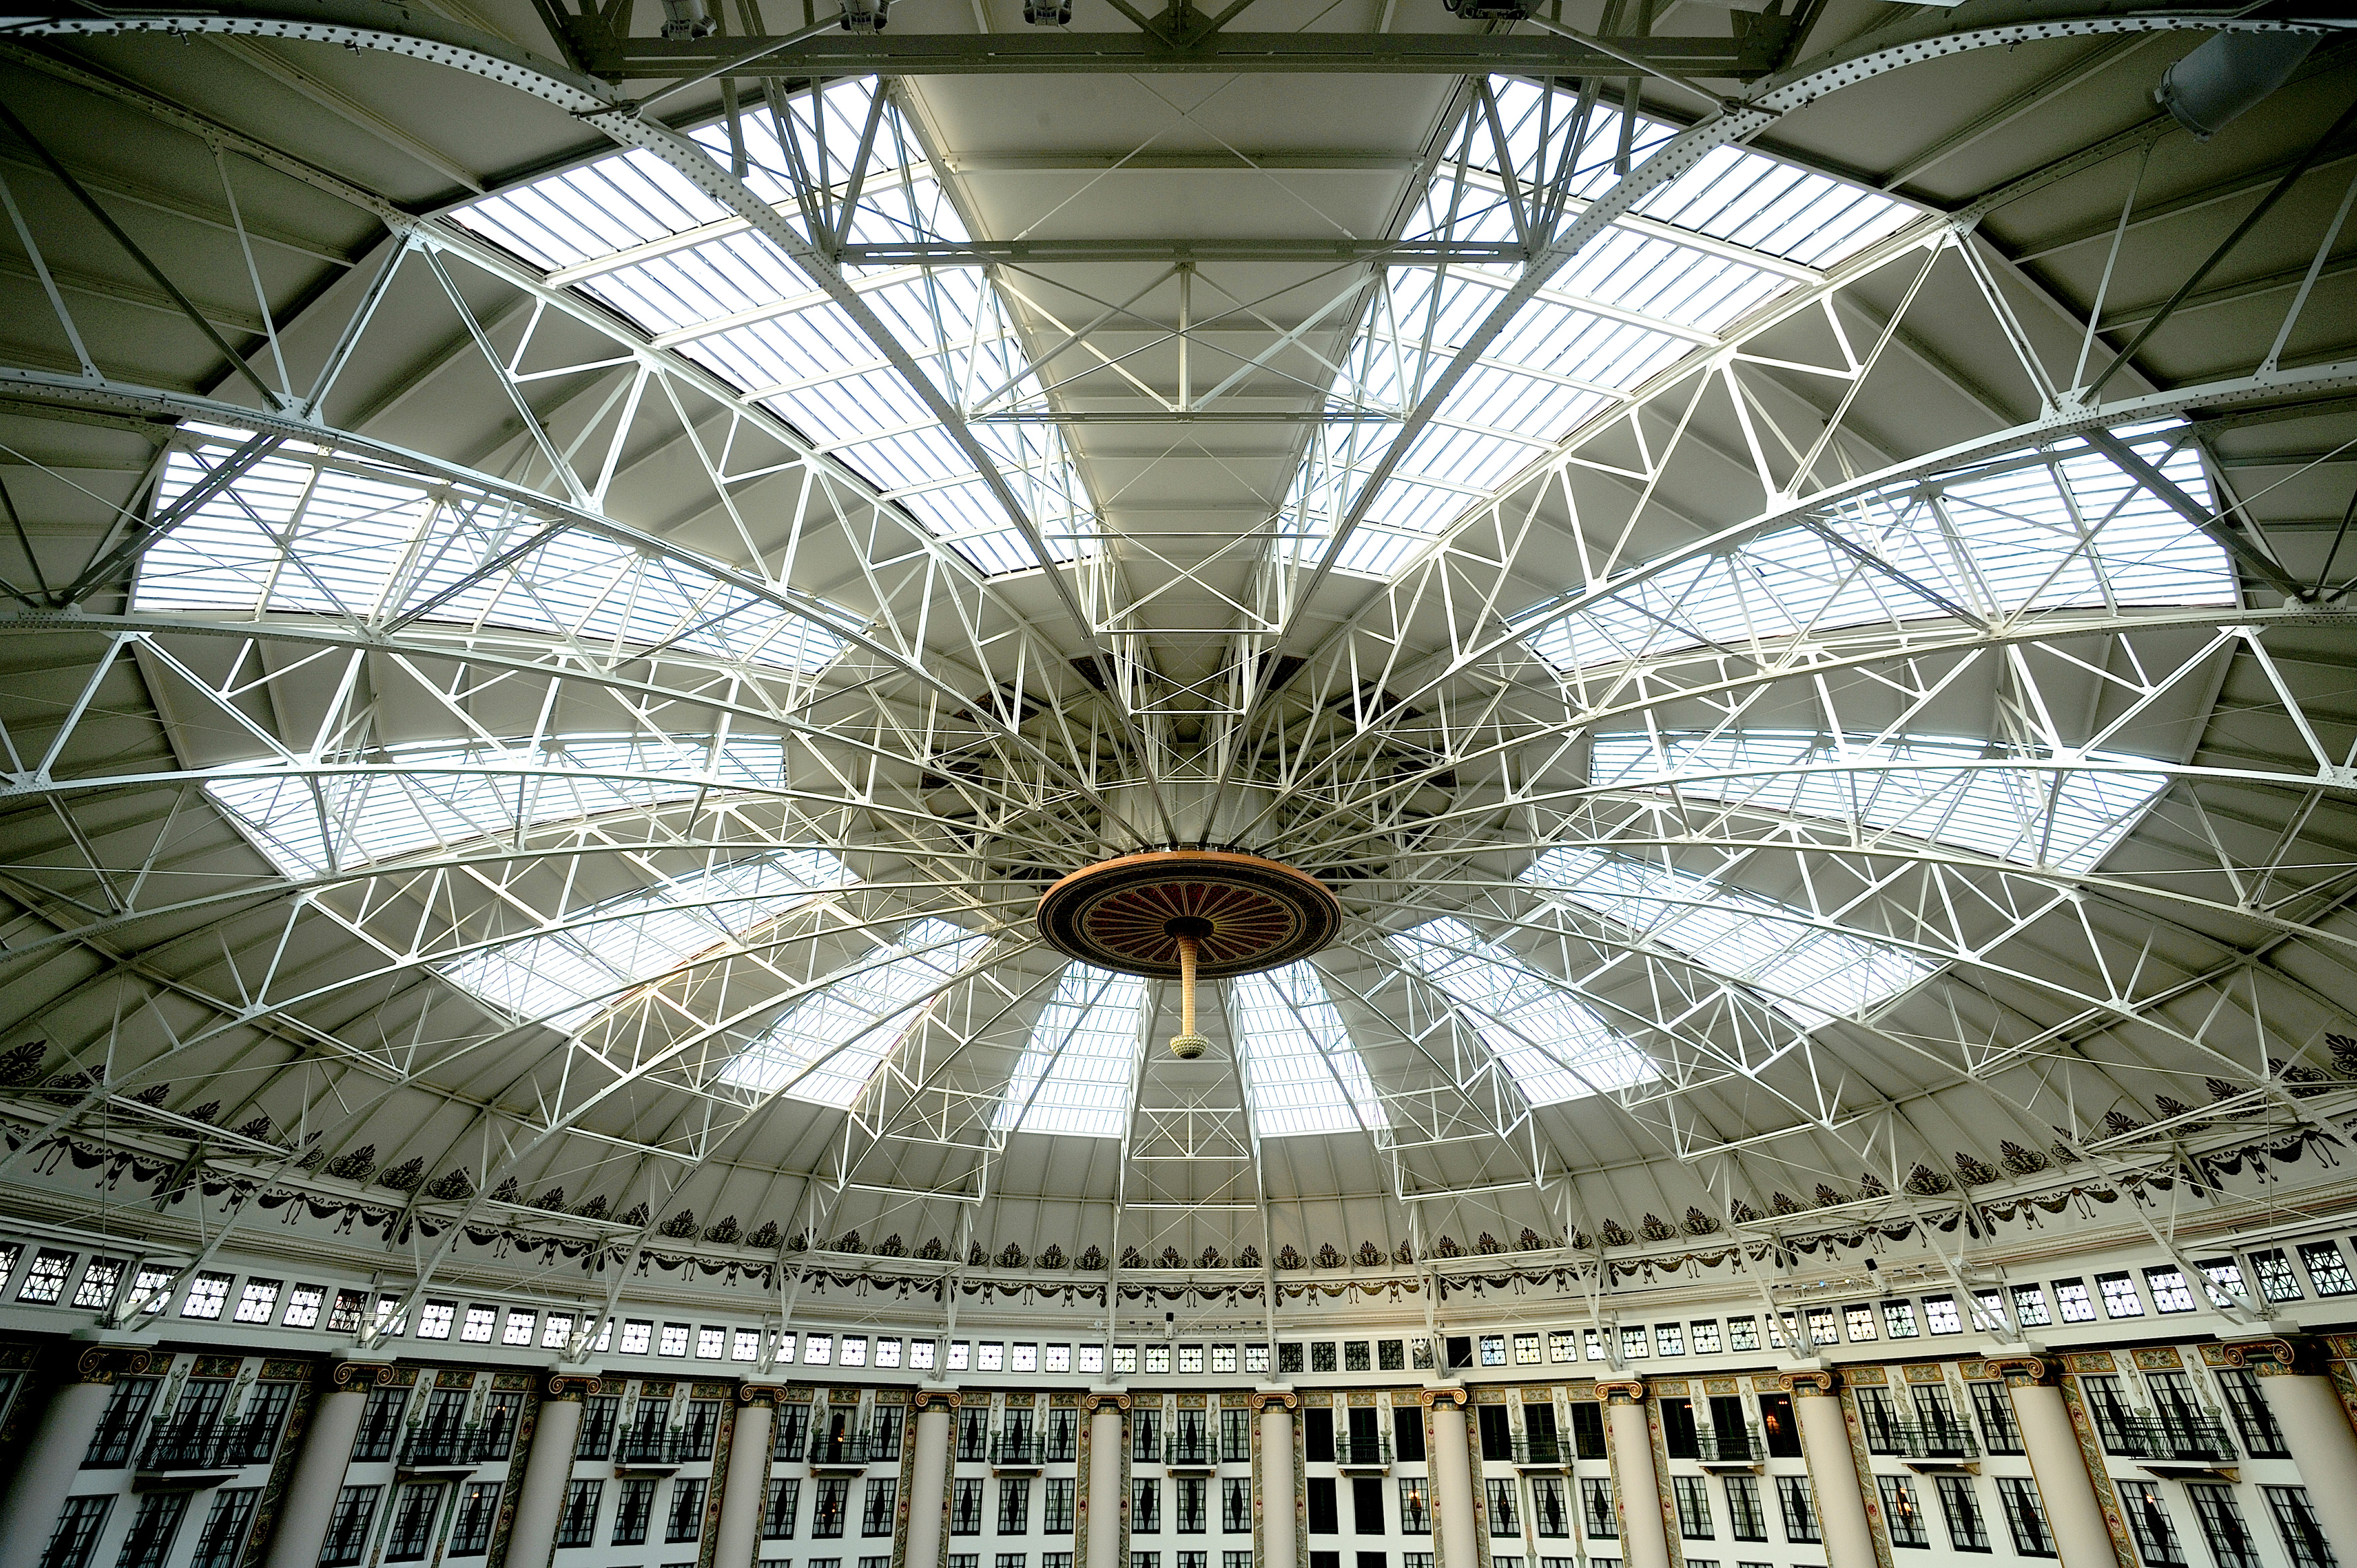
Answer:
[
  {"left": 1521, "top": 848, "right": 1931, "bottom": 1027},
  {"left": 1521, "top": 425, "right": 2232, "bottom": 672},
  {"left": 138, "top": 433, "right": 845, "bottom": 675},
  {"left": 449, "top": 79, "right": 1095, "bottom": 579},
  {"left": 1389, "top": 918, "right": 1655, "bottom": 1106},
  {"left": 721, "top": 918, "right": 991, "bottom": 1107},
  {"left": 1588, "top": 732, "right": 2172, "bottom": 873},
  {"left": 205, "top": 734, "right": 812, "bottom": 878},
  {"left": 1232, "top": 962, "right": 1386, "bottom": 1138},
  {"left": 440, "top": 850, "right": 850, "bottom": 1029},
  {"left": 995, "top": 963, "right": 1144, "bottom": 1139},
  {"left": 1278, "top": 77, "right": 1915, "bottom": 580}
]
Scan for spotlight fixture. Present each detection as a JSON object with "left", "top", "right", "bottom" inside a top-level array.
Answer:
[
  {"left": 1023, "top": 0, "right": 1072, "bottom": 23},
  {"left": 659, "top": 0, "right": 715, "bottom": 38},
  {"left": 838, "top": 0, "right": 889, "bottom": 32},
  {"left": 1442, "top": 0, "right": 1531, "bottom": 19}
]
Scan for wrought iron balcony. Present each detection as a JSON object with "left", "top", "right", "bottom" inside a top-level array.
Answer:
[
  {"left": 1695, "top": 1423, "right": 1763, "bottom": 1467},
  {"left": 808, "top": 1434, "right": 871, "bottom": 1470},
  {"left": 1166, "top": 1437, "right": 1220, "bottom": 1470},
  {"left": 2113, "top": 1414, "right": 2237, "bottom": 1465},
  {"left": 1510, "top": 1436, "right": 1567, "bottom": 1469},
  {"left": 1335, "top": 1434, "right": 1392, "bottom": 1471},
  {"left": 1861, "top": 1419, "right": 1979, "bottom": 1462},
  {"left": 616, "top": 1429, "right": 684, "bottom": 1467},
  {"left": 991, "top": 1434, "right": 1044, "bottom": 1470},
  {"left": 141, "top": 1417, "right": 286, "bottom": 1473}
]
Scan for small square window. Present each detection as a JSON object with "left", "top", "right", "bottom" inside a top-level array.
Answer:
[
  {"left": 1212, "top": 1347, "right": 1236, "bottom": 1373},
  {"left": 1972, "top": 1291, "right": 2007, "bottom": 1332},
  {"left": 840, "top": 1337, "right": 868, "bottom": 1368},
  {"left": 1514, "top": 1334, "right": 1541, "bottom": 1365},
  {"left": 1279, "top": 1344, "right": 1303, "bottom": 1373},
  {"left": 181, "top": 1271, "right": 231, "bottom": 1320},
  {"left": 374, "top": 1292, "right": 406, "bottom": 1334},
  {"left": 2298, "top": 1241, "right": 2356, "bottom": 1295},
  {"left": 1179, "top": 1347, "right": 1204, "bottom": 1374},
  {"left": 949, "top": 1341, "right": 970, "bottom": 1371},
  {"left": 15, "top": 1249, "right": 71, "bottom": 1305},
  {"left": 234, "top": 1279, "right": 281, "bottom": 1324},
  {"left": 978, "top": 1342, "right": 1005, "bottom": 1372},
  {"left": 419, "top": 1301, "right": 457, "bottom": 1339},
  {"left": 1727, "top": 1318, "right": 1760, "bottom": 1353},
  {"left": 2251, "top": 1250, "right": 2302, "bottom": 1302},
  {"left": 622, "top": 1320, "right": 653, "bottom": 1353},
  {"left": 2053, "top": 1280, "right": 2096, "bottom": 1322},
  {"left": 774, "top": 1332, "right": 796, "bottom": 1363},
  {"left": 2010, "top": 1285, "right": 2051, "bottom": 1326},
  {"left": 1618, "top": 1327, "right": 1648, "bottom": 1359},
  {"left": 2196, "top": 1260, "right": 2245, "bottom": 1308},
  {"left": 1480, "top": 1336, "right": 1506, "bottom": 1367},
  {"left": 462, "top": 1306, "right": 498, "bottom": 1342},
  {"left": 1805, "top": 1309, "right": 1838, "bottom": 1347},
  {"left": 1548, "top": 1332, "right": 1576, "bottom": 1363},
  {"left": 2143, "top": 1268, "right": 2195, "bottom": 1314},
  {"left": 1244, "top": 1346, "right": 1268, "bottom": 1374},
  {"left": 1380, "top": 1340, "right": 1405, "bottom": 1371},
  {"left": 593, "top": 1319, "right": 612, "bottom": 1352},
  {"left": 1655, "top": 1325, "right": 1684, "bottom": 1357},
  {"left": 282, "top": 1283, "right": 325, "bottom": 1328},
  {"left": 1843, "top": 1306, "right": 1876, "bottom": 1342},
  {"left": 2095, "top": 1273, "right": 2144, "bottom": 1318},
  {"left": 876, "top": 1340, "right": 904, "bottom": 1369},
  {"left": 1882, "top": 1301, "right": 1919, "bottom": 1338},
  {"left": 543, "top": 1313, "right": 576, "bottom": 1350},
  {"left": 696, "top": 1327, "right": 725, "bottom": 1359},
  {"left": 1048, "top": 1344, "right": 1073, "bottom": 1373},
  {"left": 1412, "top": 1339, "right": 1434, "bottom": 1369},
  {"left": 1144, "top": 1347, "right": 1170, "bottom": 1374},
  {"left": 1014, "top": 1344, "right": 1039, "bottom": 1373},
  {"left": 1923, "top": 1297, "right": 1962, "bottom": 1335},
  {"left": 1343, "top": 1342, "right": 1370, "bottom": 1373},
  {"left": 506, "top": 1311, "right": 539, "bottom": 1347},
  {"left": 733, "top": 1330, "right": 762, "bottom": 1362},
  {"left": 327, "top": 1289, "right": 366, "bottom": 1332},
  {"left": 1312, "top": 1342, "right": 1337, "bottom": 1373},
  {"left": 1688, "top": 1321, "right": 1721, "bottom": 1355},
  {"left": 1083, "top": 1345, "right": 1108, "bottom": 1375},
  {"left": 661, "top": 1323, "right": 691, "bottom": 1357},
  {"left": 912, "top": 1340, "right": 939, "bottom": 1371},
  {"left": 1113, "top": 1347, "right": 1136, "bottom": 1375},
  {"left": 803, "top": 1334, "right": 832, "bottom": 1365}
]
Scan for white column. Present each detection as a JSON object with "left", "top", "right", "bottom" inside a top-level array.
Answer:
[
  {"left": 1598, "top": 1383, "right": 1668, "bottom": 1568},
  {"left": 902, "top": 1393, "right": 956, "bottom": 1568},
  {"left": 1086, "top": 1396, "right": 1127, "bottom": 1568},
  {"left": 714, "top": 1386, "right": 783, "bottom": 1568},
  {"left": 0, "top": 1341, "right": 152, "bottom": 1568},
  {"left": 261, "top": 1359, "right": 391, "bottom": 1568},
  {"left": 1257, "top": 1394, "right": 1296, "bottom": 1568},
  {"left": 504, "top": 1377, "right": 593, "bottom": 1568},
  {"left": 1996, "top": 1359, "right": 2115, "bottom": 1568},
  {"left": 2230, "top": 1341, "right": 2357, "bottom": 1555},
  {"left": 1428, "top": 1389, "right": 1482, "bottom": 1568},
  {"left": 1787, "top": 1374, "right": 1874, "bottom": 1568}
]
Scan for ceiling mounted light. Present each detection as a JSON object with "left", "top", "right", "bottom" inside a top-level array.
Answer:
[
  {"left": 1022, "top": 0, "right": 1071, "bottom": 22},
  {"left": 2155, "top": 29, "right": 2317, "bottom": 141},
  {"left": 838, "top": 0, "right": 888, "bottom": 32},
  {"left": 1036, "top": 850, "right": 1343, "bottom": 1060}
]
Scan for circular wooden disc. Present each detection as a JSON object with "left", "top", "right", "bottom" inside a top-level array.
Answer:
[{"left": 1034, "top": 850, "right": 1343, "bottom": 978}]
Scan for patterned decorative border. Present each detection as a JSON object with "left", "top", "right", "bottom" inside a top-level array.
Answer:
[
  {"left": 1642, "top": 1379, "right": 1686, "bottom": 1568},
  {"left": 1827, "top": 1373, "right": 1896, "bottom": 1568},
  {"left": 484, "top": 1379, "right": 542, "bottom": 1568},
  {"left": 2056, "top": 1371, "right": 2138, "bottom": 1568},
  {"left": 692, "top": 1394, "right": 737, "bottom": 1568},
  {"left": 238, "top": 1358, "right": 318, "bottom": 1568},
  {"left": 1902, "top": 1364, "right": 1947, "bottom": 1384}
]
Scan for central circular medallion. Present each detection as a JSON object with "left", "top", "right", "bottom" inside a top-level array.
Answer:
[{"left": 1034, "top": 850, "right": 1343, "bottom": 979}]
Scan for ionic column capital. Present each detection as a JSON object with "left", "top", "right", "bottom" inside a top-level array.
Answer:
[
  {"left": 1420, "top": 1386, "right": 1471, "bottom": 1410},
  {"left": 545, "top": 1373, "right": 602, "bottom": 1400},
  {"left": 1249, "top": 1390, "right": 1297, "bottom": 1414},
  {"left": 913, "top": 1388, "right": 962, "bottom": 1414},
  {"left": 328, "top": 1359, "right": 395, "bottom": 1392},
  {"left": 736, "top": 1382, "right": 788, "bottom": 1407},
  {"left": 1593, "top": 1379, "right": 1647, "bottom": 1405},
  {"left": 1779, "top": 1369, "right": 1839, "bottom": 1397},
  {"left": 2215, "top": 1336, "right": 2322, "bottom": 1376},
  {"left": 1084, "top": 1391, "right": 1131, "bottom": 1416},
  {"left": 1985, "top": 1354, "right": 2056, "bottom": 1388},
  {"left": 71, "top": 1347, "right": 154, "bottom": 1384}
]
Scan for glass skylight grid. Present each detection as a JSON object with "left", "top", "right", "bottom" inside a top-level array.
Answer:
[
  {"left": 1522, "top": 425, "right": 2233, "bottom": 671},
  {"left": 1389, "top": 918, "right": 1655, "bottom": 1105},
  {"left": 1588, "top": 732, "right": 2171, "bottom": 873},
  {"left": 1521, "top": 848, "right": 1931, "bottom": 1027},
  {"left": 1278, "top": 78, "right": 1916, "bottom": 580},
  {"left": 139, "top": 432, "right": 844, "bottom": 673},
  {"left": 207, "top": 733, "right": 823, "bottom": 878},
  {"left": 440, "top": 850, "right": 849, "bottom": 1027},
  {"left": 450, "top": 79, "right": 1094, "bottom": 578},
  {"left": 721, "top": 917, "right": 990, "bottom": 1106},
  {"left": 995, "top": 963, "right": 1145, "bottom": 1139},
  {"left": 1231, "top": 962, "right": 1387, "bottom": 1138}
]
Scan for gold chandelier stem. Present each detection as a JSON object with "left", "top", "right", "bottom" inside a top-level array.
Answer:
[{"left": 1178, "top": 934, "right": 1199, "bottom": 1037}]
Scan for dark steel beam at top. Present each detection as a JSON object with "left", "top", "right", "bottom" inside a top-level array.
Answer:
[{"left": 585, "top": 32, "right": 1760, "bottom": 80}]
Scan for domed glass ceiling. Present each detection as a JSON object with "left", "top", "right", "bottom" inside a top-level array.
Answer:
[{"left": 101, "top": 57, "right": 2257, "bottom": 1238}]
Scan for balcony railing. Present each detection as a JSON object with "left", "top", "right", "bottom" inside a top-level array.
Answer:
[
  {"left": 2111, "top": 1414, "right": 2237, "bottom": 1464},
  {"left": 1860, "top": 1419, "right": 1979, "bottom": 1461},
  {"left": 809, "top": 1435, "right": 871, "bottom": 1469},
  {"left": 1166, "top": 1437, "right": 1219, "bottom": 1469},
  {"left": 139, "top": 1419, "right": 285, "bottom": 1472},
  {"left": 1695, "top": 1424, "right": 1763, "bottom": 1465},
  {"left": 1335, "top": 1435, "right": 1392, "bottom": 1470},
  {"left": 1511, "top": 1437, "right": 1568, "bottom": 1468},
  {"left": 991, "top": 1435, "right": 1043, "bottom": 1469},
  {"left": 398, "top": 1421, "right": 519, "bottom": 1468},
  {"left": 617, "top": 1429, "right": 684, "bottom": 1466}
]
